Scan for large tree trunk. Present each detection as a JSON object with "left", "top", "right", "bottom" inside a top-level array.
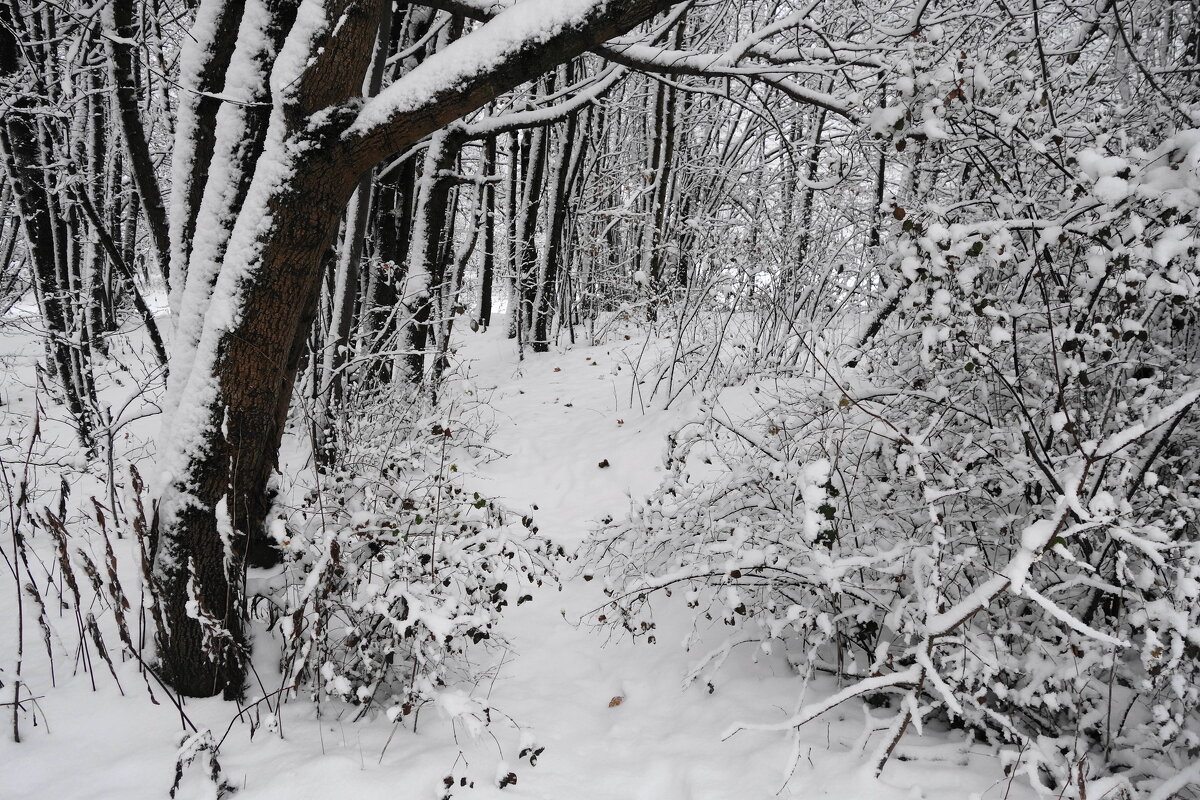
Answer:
[
  {"left": 153, "top": 0, "right": 388, "bottom": 698},
  {"left": 154, "top": 0, "right": 676, "bottom": 698},
  {"left": 160, "top": 0, "right": 298, "bottom": 438},
  {"left": 167, "top": 0, "right": 248, "bottom": 298}
]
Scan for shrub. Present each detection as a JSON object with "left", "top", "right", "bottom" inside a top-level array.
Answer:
[
  {"left": 271, "top": 390, "right": 562, "bottom": 726},
  {"left": 585, "top": 127, "right": 1200, "bottom": 798}
]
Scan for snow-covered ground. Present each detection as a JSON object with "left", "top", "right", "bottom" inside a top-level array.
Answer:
[{"left": 1, "top": 318, "right": 1033, "bottom": 800}]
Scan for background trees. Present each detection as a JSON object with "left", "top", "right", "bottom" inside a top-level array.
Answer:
[
  {"left": 586, "top": 1, "right": 1200, "bottom": 794},
  {"left": 1, "top": 0, "right": 170, "bottom": 453},
  {"left": 3, "top": 0, "right": 1200, "bottom": 794}
]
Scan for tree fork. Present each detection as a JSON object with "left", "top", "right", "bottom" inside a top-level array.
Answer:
[{"left": 154, "top": 0, "right": 678, "bottom": 698}]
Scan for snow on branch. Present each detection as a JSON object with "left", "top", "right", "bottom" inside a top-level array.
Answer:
[{"left": 345, "top": 0, "right": 673, "bottom": 163}]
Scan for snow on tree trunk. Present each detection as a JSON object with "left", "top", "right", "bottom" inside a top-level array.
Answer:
[{"left": 153, "top": 0, "right": 676, "bottom": 697}]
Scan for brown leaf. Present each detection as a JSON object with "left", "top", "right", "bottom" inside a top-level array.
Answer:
[{"left": 608, "top": 696, "right": 624, "bottom": 708}]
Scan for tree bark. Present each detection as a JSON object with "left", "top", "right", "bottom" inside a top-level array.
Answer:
[
  {"left": 167, "top": 0, "right": 247, "bottom": 297},
  {"left": 531, "top": 65, "right": 580, "bottom": 352},
  {"left": 478, "top": 133, "right": 497, "bottom": 329},
  {"left": 154, "top": 0, "right": 677, "bottom": 698},
  {"left": 0, "top": 1, "right": 95, "bottom": 449},
  {"left": 316, "top": 0, "right": 394, "bottom": 460},
  {"left": 103, "top": 0, "right": 172, "bottom": 285}
]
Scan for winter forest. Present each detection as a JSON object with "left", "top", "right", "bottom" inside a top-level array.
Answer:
[{"left": 2, "top": 0, "right": 1200, "bottom": 797}]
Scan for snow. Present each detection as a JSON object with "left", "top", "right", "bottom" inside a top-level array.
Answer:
[
  {"left": 167, "top": 0, "right": 232, "bottom": 313},
  {"left": 350, "top": 0, "right": 611, "bottom": 136},
  {"left": 1092, "top": 175, "right": 1130, "bottom": 204},
  {"left": 0, "top": 318, "right": 1032, "bottom": 800},
  {"left": 463, "top": 65, "right": 627, "bottom": 139}
]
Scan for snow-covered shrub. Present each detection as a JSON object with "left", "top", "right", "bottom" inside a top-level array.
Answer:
[
  {"left": 270, "top": 389, "right": 561, "bottom": 725},
  {"left": 170, "top": 730, "right": 234, "bottom": 799},
  {"left": 586, "top": 123, "right": 1200, "bottom": 798}
]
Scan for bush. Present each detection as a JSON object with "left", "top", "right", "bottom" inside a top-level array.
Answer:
[
  {"left": 270, "top": 389, "right": 562, "bottom": 726},
  {"left": 585, "top": 127, "right": 1200, "bottom": 798}
]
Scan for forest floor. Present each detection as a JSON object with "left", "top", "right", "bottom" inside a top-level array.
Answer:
[{"left": 0, "top": 315, "right": 1035, "bottom": 800}]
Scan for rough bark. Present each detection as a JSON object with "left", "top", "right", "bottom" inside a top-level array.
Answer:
[
  {"left": 531, "top": 67, "right": 579, "bottom": 351},
  {"left": 0, "top": 2, "right": 95, "bottom": 449},
  {"left": 103, "top": 0, "right": 172, "bottom": 285},
  {"left": 167, "top": 0, "right": 248, "bottom": 292},
  {"left": 478, "top": 133, "right": 497, "bottom": 329},
  {"left": 154, "top": 0, "right": 389, "bottom": 697},
  {"left": 316, "top": 0, "right": 394, "bottom": 460},
  {"left": 155, "top": 0, "right": 677, "bottom": 698}
]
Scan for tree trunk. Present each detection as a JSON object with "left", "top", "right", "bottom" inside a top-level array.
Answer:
[
  {"left": 515, "top": 103, "right": 549, "bottom": 344},
  {"left": 103, "top": 0, "right": 172, "bottom": 285},
  {"left": 402, "top": 129, "right": 458, "bottom": 382},
  {"left": 154, "top": 0, "right": 676, "bottom": 698},
  {"left": 316, "top": 0, "right": 394, "bottom": 460},
  {"left": 0, "top": 1, "right": 95, "bottom": 449},
  {"left": 531, "top": 65, "right": 580, "bottom": 352},
  {"left": 478, "top": 133, "right": 497, "bottom": 329},
  {"left": 166, "top": 0, "right": 247, "bottom": 299}
]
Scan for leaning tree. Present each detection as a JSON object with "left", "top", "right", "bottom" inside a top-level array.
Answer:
[
  {"left": 152, "top": 0, "right": 685, "bottom": 697},
  {"left": 150, "top": 0, "right": 922, "bottom": 699}
]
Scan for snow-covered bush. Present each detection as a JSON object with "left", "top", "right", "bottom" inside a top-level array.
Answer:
[
  {"left": 586, "top": 119, "right": 1200, "bottom": 798},
  {"left": 270, "top": 389, "right": 561, "bottom": 725}
]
